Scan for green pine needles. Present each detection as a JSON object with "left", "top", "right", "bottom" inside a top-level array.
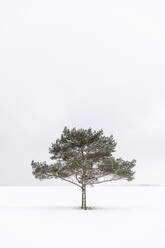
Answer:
[{"left": 31, "top": 127, "right": 136, "bottom": 209}]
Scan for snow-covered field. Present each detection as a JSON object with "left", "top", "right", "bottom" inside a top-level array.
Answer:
[{"left": 0, "top": 186, "right": 164, "bottom": 248}]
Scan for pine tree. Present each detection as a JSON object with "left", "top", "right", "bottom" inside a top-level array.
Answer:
[{"left": 31, "top": 127, "right": 136, "bottom": 210}]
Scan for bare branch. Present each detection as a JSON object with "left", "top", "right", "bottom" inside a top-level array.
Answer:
[
  {"left": 75, "top": 173, "right": 81, "bottom": 184},
  {"left": 58, "top": 176, "right": 82, "bottom": 188},
  {"left": 92, "top": 177, "right": 124, "bottom": 185}
]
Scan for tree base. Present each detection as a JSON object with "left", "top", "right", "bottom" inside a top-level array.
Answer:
[{"left": 81, "top": 206, "right": 87, "bottom": 210}]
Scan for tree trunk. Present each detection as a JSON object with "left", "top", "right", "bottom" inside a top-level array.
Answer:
[{"left": 81, "top": 184, "right": 87, "bottom": 210}]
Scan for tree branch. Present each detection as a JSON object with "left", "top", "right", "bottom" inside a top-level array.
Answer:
[
  {"left": 43, "top": 170, "right": 82, "bottom": 188},
  {"left": 75, "top": 173, "right": 82, "bottom": 184},
  {"left": 58, "top": 176, "right": 82, "bottom": 188},
  {"left": 92, "top": 177, "right": 123, "bottom": 185}
]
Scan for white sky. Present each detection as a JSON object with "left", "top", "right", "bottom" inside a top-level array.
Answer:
[{"left": 0, "top": 0, "right": 165, "bottom": 185}]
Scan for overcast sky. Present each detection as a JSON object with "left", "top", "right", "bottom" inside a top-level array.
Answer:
[{"left": 0, "top": 0, "right": 165, "bottom": 185}]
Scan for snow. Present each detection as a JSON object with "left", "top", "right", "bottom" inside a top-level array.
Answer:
[{"left": 0, "top": 186, "right": 164, "bottom": 248}]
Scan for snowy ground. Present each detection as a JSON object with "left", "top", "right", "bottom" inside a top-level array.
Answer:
[{"left": 0, "top": 186, "right": 164, "bottom": 248}]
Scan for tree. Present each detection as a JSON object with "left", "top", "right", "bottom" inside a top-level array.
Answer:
[{"left": 31, "top": 127, "right": 136, "bottom": 210}]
